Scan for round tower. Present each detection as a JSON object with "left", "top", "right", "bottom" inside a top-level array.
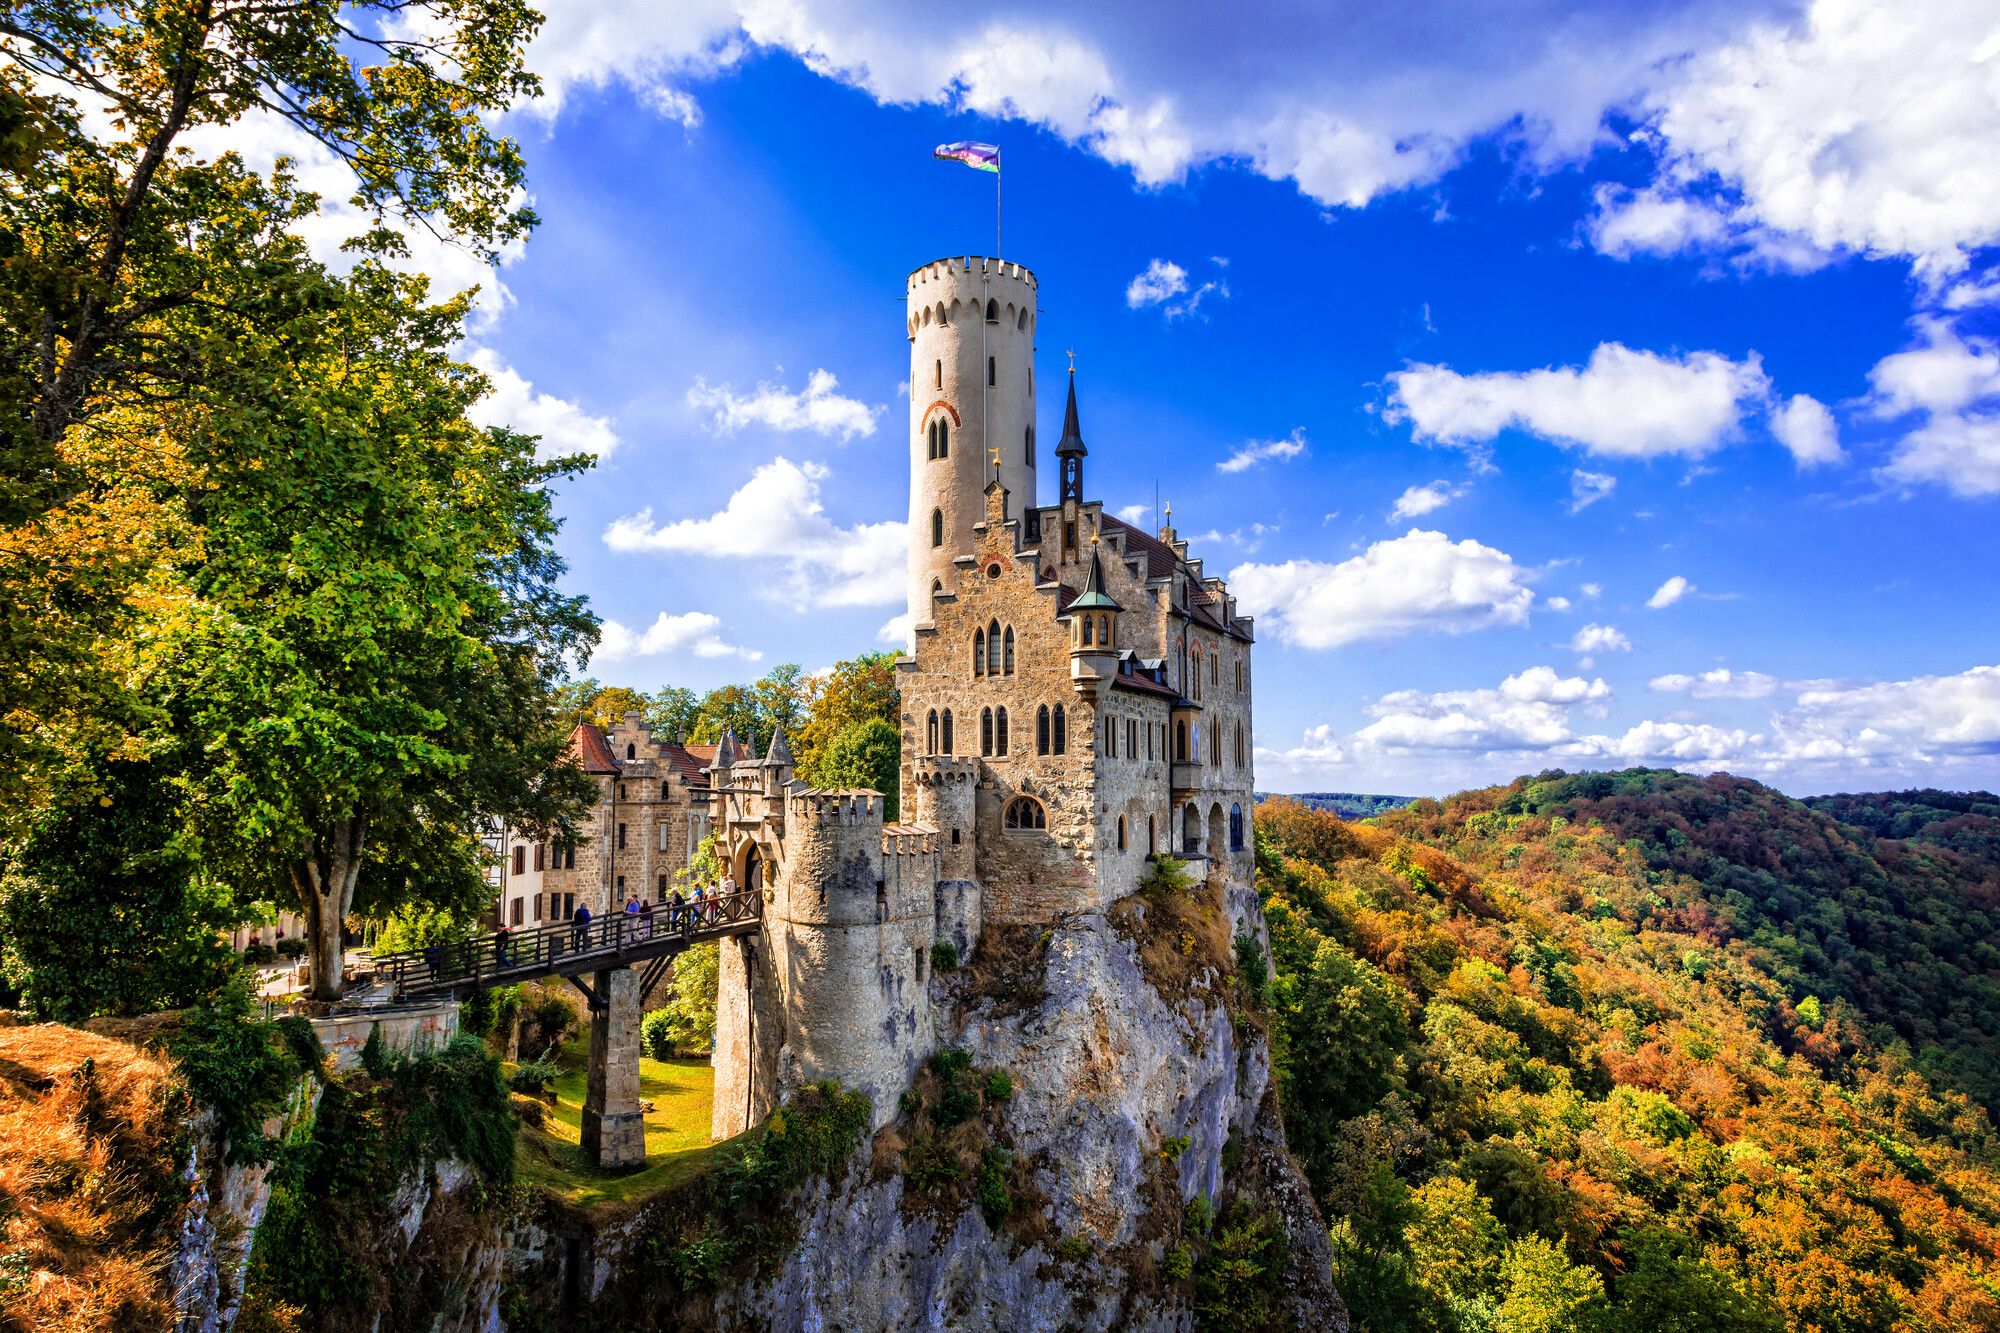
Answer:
[{"left": 906, "top": 257, "right": 1039, "bottom": 626}]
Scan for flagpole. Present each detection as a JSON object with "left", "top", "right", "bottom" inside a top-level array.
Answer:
[{"left": 996, "top": 150, "right": 1002, "bottom": 263}]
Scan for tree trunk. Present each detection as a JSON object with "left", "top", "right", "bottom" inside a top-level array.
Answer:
[{"left": 288, "top": 814, "right": 368, "bottom": 1002}]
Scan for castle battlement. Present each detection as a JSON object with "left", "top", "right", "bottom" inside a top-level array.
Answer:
[
  {"left": 880, "top": 825, "right": 941, "bottom": 857},
  {"left": 788, "top": 789, "right": 882, "bottom": 827}
]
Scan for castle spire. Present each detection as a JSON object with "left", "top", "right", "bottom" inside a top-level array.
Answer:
[
  {"left": 763, "top": 720, "right": 792, "bottom": 768},
  {"left": 1068, "top": 536, "right": 1121, "bottom": 613},
  {"left": 1057, "top": 365, "right": 1085, "bottom": 505}
]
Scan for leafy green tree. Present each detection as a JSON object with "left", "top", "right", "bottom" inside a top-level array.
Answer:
[
  {"left": 796, "top": 651, "right": 898, "bottom": 782},
  {"left": 647, "top": 685, "right": 701, "bottom": 740},
  {"left": 0, "top": 760, "right": 240, "bottom": 1018},
  {"left": 815, "top": 718, "right": 901, "bottom": 818},
  {"left": 1497, "top": 1235, "right": 1605, "bottom": 1333},
  {"left": 1609, "top": 1231, "right": 1783, "bottom": 1333},
  {"left": 648, "top": 941, "right": 720, "bottom": 1055},
  {"left": 166, "top": 263, "right": 596, "bottom": 999},
  {"left": 0, "top": 0, "right": 542, "bottom": 815},
  {"left": 1405, "top": 1175, "right": 1504, "bottom": 1330},
  {"left": 692, "top": 683, "right": 764, "bottom": 756},
  {"left": 753, "top": 664, "right": 808, "bottom": 742}
]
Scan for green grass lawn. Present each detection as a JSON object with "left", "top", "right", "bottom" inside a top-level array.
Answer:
[{"left": 514, "top": 1044, "right": 728, "bottom": 1210}]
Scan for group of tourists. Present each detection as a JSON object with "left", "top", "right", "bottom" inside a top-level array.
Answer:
[{"left": 416, "top": 873, "right": 743, "bottom": 981}]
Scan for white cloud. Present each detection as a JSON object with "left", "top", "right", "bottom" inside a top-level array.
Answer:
[
  {"left": 1218, "top": 428, "right": 1309, "bottom": 474},
  {"left": 1357, "top": 666, "right": 1612, "bottom": 753},
  {"left": 1581, "top": 583, "right": 1603, "bottom": 599},
  {"left": 1545, "top": 595, "right": 1573, "bottom": 612},
  {"left": 596, "top": 610, "right": 760, "bottom": 663},
  {"left": 876, "top": 611, "right": 915, "bottom": 647},
  {"left": 1650, "top": 668, "right": 1785, "bottom": 699},
  {"left": 1571, "top": 623, "right": 1631, "bottom": 653},
  {"left": 517, "top": 3, "right": 1773, "bottom": 216},
  {"left": 1126, "top": 259, "right": 1188, "bottom": 307},
  {"left": 1609, "top": 0, "right": 2000, "bottom": 278},
  {"left": 466, "top": 348, "right": 620, "bottom": 460},
  {"left": 1386, "top": 343, "right": 1771, "bottom": 459},
  {"left": 604, "top": 457, "right": 906, "bottom": 609},
  {"left": 1586, "top": 184, "right": 1731, "bottom": 259},
  {"left": 1568, "top": 469, "right": 1617, "bottom": 513},
  {"left": 1868, "top": 319, "right": 2000, "bottom": 497},
  {"left": 1116, "top": 504, "right": 1151, "bottom": 524},
  {"left": 1646, "top": 575, "right": 1692, "bottom": 609},
  {"left": 687, "top": 368, "right": 881, "bottom": 441},
  {"left": 1778, "top": 665, "right": 2000, "bottom": 761},
  {"left": 1388, "top": 481, "right": 1462, "bottom": 522},
  {"left": 1230, "top": 528, "right": 1536, "bottom": 650},
  {"left": 1256, "top": 724, "right": 1351, "bottom": 774},
  {"left": 1769, "top": 393, "right": 1843, "bottom": 467}
]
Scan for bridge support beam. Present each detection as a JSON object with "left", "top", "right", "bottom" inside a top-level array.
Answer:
[{"left": 581, "top": 966, "right": 646, "bottom": 1169}]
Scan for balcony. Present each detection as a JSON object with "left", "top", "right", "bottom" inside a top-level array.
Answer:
[{"left": 1170, "top": 761, "right": 1200, "bottom": 795}]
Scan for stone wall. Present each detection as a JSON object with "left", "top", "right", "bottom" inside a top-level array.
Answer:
[{"left": 310, "top": 1002, "right": 459, "bottom": 1071}]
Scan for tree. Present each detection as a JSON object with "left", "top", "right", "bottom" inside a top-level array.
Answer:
[
  {"left": 795, "top": 651, "right": 898, "bottom": 783},
  {"left": 753, "top": 664, "right": 808, "bottom": 743},
  {"left": 0, "top": 0, "right": 542, "bottom": 815},
  {"left": 816, "top": 718, "right": 901, "bottom": 819},
  {"left": 166, "top": 261, "right": 597, "bottom": 999},
  {"left": 0, "top": 759, "right": 240, "bottom": 1018},
  {"left": 691, "top": 683, "right": 764, "bottom": 756},
  {"left": 647, "top": 685, "right": 700, "bottom": 740},
  {"left": 1497, "top": 1235, "right": 1605, "bottom": 1333},
  {"left": 1405, "top": 1176, "right": 1504, "bottom": 1330}
]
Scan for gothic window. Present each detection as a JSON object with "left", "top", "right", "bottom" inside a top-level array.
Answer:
[
  {"left": 996, "top": 706, "right": 1009, "bottom": 755},
  {"left": 1002, "top": 626, "right": 1015, "bottom": 675},
  {"left": 932, "top": 578, "right": 943, "bottom": 599},
  {"left": 1082, "top": 614, "right": 1094, "bottom": 647},
  {"left": 1117, "top": 815, "right": 1128, "bottom": 852},
  {"left": 661, "top": 781, "right": 670, "bottom": 799},
  {"left": 928, "top": 709, "right": 940, "bottom": 755},
  {"left": 1235, "top": 658, "right": 1245, "bottom": 692},
  {"left": 1004, "top": 797, "right": 1047, "bottom": 831},
  {"left": 986, "top": 298, "right": 999, "bottom": 322},
  {"left": 1104, "top": 716, "right": 1115, "bottom": 756},
  {"left": 1128, "top": 719, "right": 1137, "bottom": 757},
  {"left": 1037, "top": 704, "right": 1050, "bottom": 755},
  {"left": 626, "top": 743, "right": 636, "bottom": 759},
  {"left": 1190, "top": 646, "right": 1203, "bottom": 700},
  {"left": 981, "top": 707, "right": 994, "bottom": 756},
  {"left": 939, "top": 420, "right": 949, "bottom": 456},
  {"left": 1025, "top": 425, "right": 1034, "bottom": 467},
  {"left": 1234, "top": 721, "right": 1245, "bottom": 767},
  {"left": 1175, "top": 720, "right": 1189, "bottom": 763},
  {"left": 931, "top": 508, "right": 944, "bottom": 548},
  {"left": 1053, "top": 704, "right": 1067, "bottom": 755},
  {"left": 1210, "top": 725, "right": 1221, "bottom": 766},
  {"left": 1230, "top": 804, "right": 1245, "bottom": 851},
  {"left": 986, "top": 620, "right": 1003, "bottom": 675},
  {"left": 974, "top": 627, "right": 985, "bottom": 676},
  {"left": 1148, "top": 815, "right": 1157, "bottom": 853},
  {"left": 942, "top": 710, "right": 954, "bottom": 754},
  {"left": 1183, "top": 804, "right": 1199, "bottom": 854},
  {"left": 1100, "top": 614, "right": 1111, "bottom": 646},
  {"left": 1211, "top": 654, "right": 1219, "bottom": 687}
]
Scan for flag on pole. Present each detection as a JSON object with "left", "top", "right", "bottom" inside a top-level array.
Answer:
[{"left": 934, "top": 141, "right": 1000, "bottom": 173}]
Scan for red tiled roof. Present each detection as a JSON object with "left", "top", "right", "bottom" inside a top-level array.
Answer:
[
  {"left": 1099, "top": 514, "right": 1179, "bottom": 581},
  {"left": 1113, "top": 669, "right": 1182, "bottom": 701},
  {"left": 658, "top": 741, "right": 715, "bottom": 786},
  {"left": 568, "top": 722, "right": 621, "bottom": 775}
]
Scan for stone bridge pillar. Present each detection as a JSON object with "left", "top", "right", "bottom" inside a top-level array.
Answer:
[{"left": 582, "top": 966, "right": 645, "bottom": 1168}]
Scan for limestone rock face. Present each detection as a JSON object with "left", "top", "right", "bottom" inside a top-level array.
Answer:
[{"left": 719, "top": 890, "right": 1342, "bottom": 1332}]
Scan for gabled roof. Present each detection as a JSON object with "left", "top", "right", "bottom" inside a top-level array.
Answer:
[
  {"left": 658, "top": 742, "right": 715, "bottom": 786},
  {"left": 1112, "top": 670, "right": 1182, "bottom": 701},
  {"left": 568, "top": 722, "right": 622, "bottom": 775},
  {"left": 1099, "top": 514, "right": 1179, "bottom": 582}
]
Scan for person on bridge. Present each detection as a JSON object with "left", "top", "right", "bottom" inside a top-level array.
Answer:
[
  {"left": 424, "top": 941, "right": 443, "bottom": 980},
  {"left": 493, "top": 921, "right": 512, "bottom": 968},
  {"left": 639, "top": 897, "right": 655, "bottom": 940},
  {"left": 669, "top": 889, "right": 686, "bottom": 935},
  {"left": 572, "top": 902, "right": 592, "bottom": 952}
]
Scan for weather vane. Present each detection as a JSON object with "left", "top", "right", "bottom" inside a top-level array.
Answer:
[{"left": 1065, "top": 348, "right": 1076, "bottom": 372}]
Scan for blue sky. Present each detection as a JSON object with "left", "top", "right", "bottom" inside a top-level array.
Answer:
[{"left": 354, "top": 1, "right": 1999, "bottom": 797}]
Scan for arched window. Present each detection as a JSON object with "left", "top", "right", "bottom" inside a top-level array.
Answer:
[
  {"left": 986, "top": 620, "right": 1002, "bottom": 676},
  {"left": 1025, "top": 425, "right": 1034, "bottom": 467},
  {"left": 1017, "top": 306, "right": 1029, "bottom": 331},
  {"left": 1053, "top": 704, "right": 1067, "bottom": 755},
  {"left": 1182, "top": 804, "right": 1199, "bottom": 853},
  {"left": 981, "top": 707, "right": 994, "bottom": 756},
  {"left": 1148, "top": 815, "right": 1156, "bottom": 854},
  {"left": 1235, "top": 658, "right": 1245, "bottom": 692},
  {"left": 1211, "top": 654, "right": 1219, "bottom": 687},
  {"left": 626, "top": 743, "right": 636, "bottom": 759},
  {"left": 931, "top": 508, "right": 944, "bottom": 548},
  {"left": 1190, "top": 646, "right": 1203, "bottom": 700},
  {"left": 985, "top": 298, "right": 999, "bottom": 322},
  {"left": 1004, "top": 796, "right": 1047, "bottom": 831},
  {"left": 973, "top": 627, "right": 985, "bottom": 676},
  {"left": 1117, "top": 815, "right": 1128, "bottom": 852},
  {"left": 1211, "top": 725, "right": 1220, "bottom": 766},
  {"left": 1175, "top": 719, "right": 1189, "bottom": 762},
  {"left": 941, "top": 710, "right": 954, "bottom": 754},
  {"left": 996, "top": 706, "right": 1009, "bottom": 755},
  {"left": 1230, "top": 804, "right": 1245, "bottom": 851},
  {"left": 1002, "top": 627, "right": 1015, "bottom": 675},
  {"left": 928, "top": 709, "right": 939, "bottom": 755},
  {"left": 1037, "top": 705, "right": 1050, "bottom": 755},
  {"left": 1082, "top": 615, "right": 1094, "bottom": 646},
  {"left": 938, "top": 420, "right": 949, "bottom": 456},
  {"left": 1104, "top": 716, "right": 1115, "bottom": 756},
  {"left": 931, "top": 578, "right": 943, "bottom": 599}
]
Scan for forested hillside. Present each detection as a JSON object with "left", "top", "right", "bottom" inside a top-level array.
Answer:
[{"left": 1256, "top": 769, "right": 2000, "bottom": 1332}]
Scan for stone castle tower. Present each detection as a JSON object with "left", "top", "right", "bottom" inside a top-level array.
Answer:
[{"left": 710, "top": 256, "right": 1259, "bottom": 1139}]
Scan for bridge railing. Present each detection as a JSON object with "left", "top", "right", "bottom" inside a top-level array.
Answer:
[{"left": 374, "top": 888, "right": 762, "bottom": 995}]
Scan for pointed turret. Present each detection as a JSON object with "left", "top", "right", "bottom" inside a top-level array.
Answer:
[
  {"left": 1057, "top": 367, "right": 1086, "bottom": 506},
  {"left": 764, "top": 721, "right": 792, "bottom": 768},
  {"left": 1068, "top": 544, "right": 1121, "bottom": 613},
  {"left": 1068, "top": 536, "right": 1121, "bottom": 695},
  {"left": 715, "top": 729, "right": 739, "bottom": 770}
]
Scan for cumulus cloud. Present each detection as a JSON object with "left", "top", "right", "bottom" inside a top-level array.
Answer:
[
  {"left": 1778, "top": 665, "right": 2000, "bottom": 761},
  {"left": 1650, "top": 668, "right": 1786, "bottom": 699},
  {"left": 1126, "top": 259, "right": 1189, "bottom": 308},
  {"left": 1256, "top": 724, "right": 1351, "bottom": 774},
  {"left": 512, "top": 2, "right": 1771, "bottom": 214},
  {"left": 1217, "top": 428, "right": 1309, "bottom": 474},
  {"left": 466, "top": 348, "right": 620, "bottom": 460},
  {"left": 1568, "top": 469, "right": 1617, "bottom": 513},
  {"left": 687, "top": 369, "right": 881, "bottom": 441},
  {"left": 1769, "top": 393, "right": 1843, "bottom": 467},
  {"left": 1646, "top": 575, "right": 1692, "bottom": 609},
  {"left": 596, "top": 610, "right": 760, "bottom": 663},
  {"left": 876, "top": 611, "right": 915, "bottom": 647},
  {"left": 1357, "top": 667, "right": 1611, "bottom": 752},
  {"left": 1388, "top": 481, "right": 1463, "bottom": 522},
  {"left": 1868, "top": 319, "right": 2000, "bottom": 497},
  {"left": 1545, "top": 595, "right": 1573, "bottom": 612},
  {"left": 1385, "top": 343, "right": 1771, "bottom": 459},
  {"left": 604, "top": 457, "right": 905, "bottom": 609},
  {"left": 1603, "top": 0, "right": 2000, "bottom": 278},
  {"left": 1571, "top": 623, "right": 1632, "bottom": 653},
  {"left": 1230, "top": 529, "right": 1537, "bottom": 650}
]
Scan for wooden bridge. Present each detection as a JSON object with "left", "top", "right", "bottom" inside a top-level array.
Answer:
[{"left": 372, "top": 888, "right": 762, "bottom": 1169}]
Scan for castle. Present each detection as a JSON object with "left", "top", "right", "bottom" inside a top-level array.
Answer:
[{"left": 503, "top": 256, "right": 1259, "bottom": 1146}]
